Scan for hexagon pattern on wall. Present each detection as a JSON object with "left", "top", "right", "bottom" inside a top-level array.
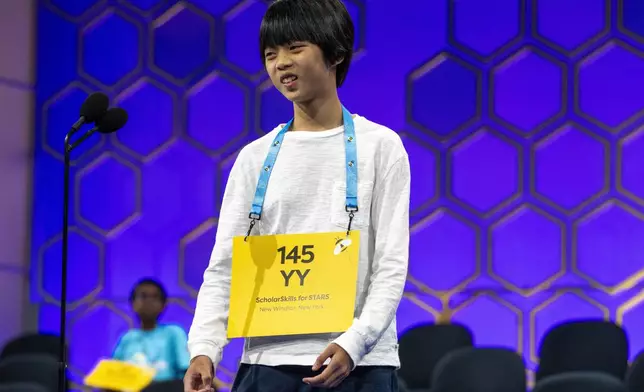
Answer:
[{"left": 33, "top": 0, "right": 644, "bottom": 389}]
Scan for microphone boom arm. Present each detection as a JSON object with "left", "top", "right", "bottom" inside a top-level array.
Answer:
[
  {"left": 70, "top": 116, "right": 86, "bottom": 132},
  {"left": 68, "top": 127, "right": 98, "bottom": 152}
]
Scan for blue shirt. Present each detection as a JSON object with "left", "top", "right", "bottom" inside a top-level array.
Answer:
[{"left": 113, "top": 324, "right": 190, "bottom": 381}]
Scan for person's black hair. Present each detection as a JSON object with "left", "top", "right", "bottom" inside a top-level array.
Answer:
[
  {"left": 129, "top": 277, "right": 168, "bottom": 304},
  {"left": 259, "top": 0, "right": 355, "bottom": 87}
]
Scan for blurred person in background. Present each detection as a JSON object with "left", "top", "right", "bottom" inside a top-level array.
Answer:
[{"left": 112, "top": 278, "right": 190, "bottom": 382}]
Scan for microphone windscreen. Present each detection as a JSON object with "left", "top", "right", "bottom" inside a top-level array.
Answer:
[
  {"left": 97, "top": 108, "right": 128, "bottom": 134},
  {"left": 80, "top": 92, "right": 109, "bottom": 123}
]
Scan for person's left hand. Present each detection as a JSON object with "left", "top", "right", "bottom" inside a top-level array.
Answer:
[{"left": 302, "top": 343, "right": 354, "bottom": 388}]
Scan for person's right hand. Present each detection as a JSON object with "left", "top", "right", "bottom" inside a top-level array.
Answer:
[{"left": 184, "top": 355, "right": 215, "bottom": 392}]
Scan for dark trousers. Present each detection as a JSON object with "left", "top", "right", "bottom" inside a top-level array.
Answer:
[{"left": 231, "top": 364, "right": 399, "bottom": 392}]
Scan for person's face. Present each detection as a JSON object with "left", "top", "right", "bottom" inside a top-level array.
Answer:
[
  {"left": 132, "top": 283, "right": 165, "bottom": 320},
  {"left": 264, "top": 42, "right": 337, "bottom": 103}
]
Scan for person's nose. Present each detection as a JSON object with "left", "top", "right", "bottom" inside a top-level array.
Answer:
[{"left": 275, "top": 51, "right": 294, "bottom": 71}]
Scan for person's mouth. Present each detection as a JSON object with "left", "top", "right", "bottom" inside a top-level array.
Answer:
[{"left": 280, "top": 73, "right": 298, "bottom": 88}]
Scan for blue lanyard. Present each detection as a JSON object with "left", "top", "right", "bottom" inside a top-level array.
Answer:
[{"left": 244, "top": 106, "right": 358, "bottom": 240}]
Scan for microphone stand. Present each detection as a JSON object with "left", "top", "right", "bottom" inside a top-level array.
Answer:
[
  {"left": 58, "top": 130, "right": 74, "bottom": 392},
  {"left": 59, "top": 125, "right": 90, "bottom": 392},
  {"left": 58, "top": 127, "right": 77, "bottom": 392}
]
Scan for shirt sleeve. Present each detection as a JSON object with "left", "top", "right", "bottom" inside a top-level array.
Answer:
[
  {"left": 112, "top": 333, "right": 127, "bottom": 361},
  {"left": 171, "top": 325, "right": 191, "bottom": 372},
  {"left": 332, "top": 151, "right": 411, "bottom": 368},
  {"left": 187, "top": 148, "right": 253, "bottom": 368}
]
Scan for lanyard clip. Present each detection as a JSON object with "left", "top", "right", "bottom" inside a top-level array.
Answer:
[
  {"left": 245, "top": 213, "right": 261, "bottom": 241},
  {"left": 345, "top": 206, "right": 358, "bottom": 236}
]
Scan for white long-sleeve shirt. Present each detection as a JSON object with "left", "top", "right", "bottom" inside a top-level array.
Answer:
[{"left": 187, "top": 114, "right": 410, "bottom": 369}]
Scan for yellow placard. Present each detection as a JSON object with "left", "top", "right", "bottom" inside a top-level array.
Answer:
[
  {"left": 84, "top": 359, "right": 156, "bottom": 392},
  {"left": 227, "top": 230, "right": 360, "bottom": 338}
]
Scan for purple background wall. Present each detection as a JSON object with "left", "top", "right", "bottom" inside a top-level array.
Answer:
[{"left": 32, "top": 0, "right": 644, "bottom": 389}]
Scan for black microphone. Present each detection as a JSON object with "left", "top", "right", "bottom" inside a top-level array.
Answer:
[
  {"left": 58, "top": 105, "right": 127, "bottom": 392},
  {"left": 69, "top": 92, "right": 109, "bottom": 132},
  {"left": 68, "top": 107, "right": 129, "bottom": 151}
]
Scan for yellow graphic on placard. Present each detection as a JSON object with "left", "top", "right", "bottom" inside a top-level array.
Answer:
[
  {"left": 228, "top": 231, "right": 360, "bottom": 338},
  {"left": 84, "top": 359, "right": 156, "bottom": 392}
]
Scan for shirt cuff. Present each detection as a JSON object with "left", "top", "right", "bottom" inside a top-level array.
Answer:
[
  {"left": 332, "top": 328, "right": 367, "bottom": 370},
  {"left": 189, "top": 342, "right": 223, "bottom": 369}
]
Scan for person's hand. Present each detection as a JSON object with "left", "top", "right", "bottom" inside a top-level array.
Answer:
[
  {"left": 302, "top": 343, "right": 354, "bottom": 388},
  {"left": 184, "top": 356, "right": 215, "bottom": 392}
]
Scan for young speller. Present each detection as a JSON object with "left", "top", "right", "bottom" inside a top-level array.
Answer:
[
  {"left": 184, "top": 0, "right": 410, "bottom": 391},
  {"left": 113, "top": 278, "right": 191, "bottom": 382}
]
